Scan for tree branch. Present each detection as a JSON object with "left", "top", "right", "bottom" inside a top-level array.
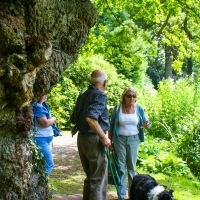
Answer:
[
  {"left": 176, "top": 0, "right": 200, "bottom": 20},
  {"left": 183, "top": 17, "right": 193, "bottom": 40},
  {"left": 152, "top": 13, "right": 171, "bottom": 39}
]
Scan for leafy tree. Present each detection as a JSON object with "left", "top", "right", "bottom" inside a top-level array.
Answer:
[
  {"left": 124, "top": 0, "right": 200, "bottom": 76},
  {"left": 103, "top": 20, "right": 149, "bottom": 85},
  {"left": 85, "top": 1, "right": 152, "bottom": 86},
  {"left": 92, "top": 0, "right": 200, "bottom": 85}
]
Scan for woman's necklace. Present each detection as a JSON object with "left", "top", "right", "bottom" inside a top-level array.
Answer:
[{"left": 124, "top": 105, "right": 135, "bottom": 114}]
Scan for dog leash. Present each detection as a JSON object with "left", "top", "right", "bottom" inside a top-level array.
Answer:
[{"left": 104, "top": 148, "right": 123, "bottom": 200}]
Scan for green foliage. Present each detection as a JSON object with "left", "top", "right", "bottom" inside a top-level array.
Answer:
[
  {"left": 92, "top": 0, "right": 200, "bottom": 84},
  {"left": 103, "top": 20, "right": 149, "bottom": 84},
  {"left": 145, "top": 78, "right": 199, "bottom": 139},
  {"left": 140, "top": 77, "right": 200, "bottom": 179},
  {"left": 124, "top": 0, "right": 200, "bottom": 66},
  {"left": 66, "top": 54, "right": 130, "bottom": 106},
  {"left": 138, "top": 136, "right": 192, "bottom": 177},
  {"left": 28, "top": 134, "right": 47, "bottom": 181},
  {"left": 175, "top": 113, "right": 200, "bottom": 179},
  {"left": 48, "top": 79, "right": 79, "bottom": 129},
  {"left": 82, "top": 2, "right": 151, "bottom": 86}
]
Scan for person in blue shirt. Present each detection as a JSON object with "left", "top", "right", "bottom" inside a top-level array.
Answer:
[
  {"left": 71, "top": 70, "right": 111, "bottom": 200},
  {"left": 32, "top": 95, "right": 57, "bottom": 175},
  {"left": 109, "top": 87, "right": 151, "bottom": 200}
]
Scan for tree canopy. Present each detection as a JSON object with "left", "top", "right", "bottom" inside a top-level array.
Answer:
[{"left": 89, "top": 0, "right": 200, "bottom": 83}]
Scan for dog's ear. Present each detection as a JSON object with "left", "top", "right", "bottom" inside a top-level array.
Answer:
[{"left": 169, "top": 190, "right": 174, "bottom": 195}]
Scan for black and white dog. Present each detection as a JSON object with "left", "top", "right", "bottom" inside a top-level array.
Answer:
[{"left": 130, "top": 174, "right": 174, "bottom": 200}]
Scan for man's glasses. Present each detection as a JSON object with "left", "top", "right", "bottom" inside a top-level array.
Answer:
[{"left": 125, "top": 94, "right": 136, "bottom": 98}]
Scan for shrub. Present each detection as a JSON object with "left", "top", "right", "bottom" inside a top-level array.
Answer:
[
  {"left": 145, "top": 78, "right": 198, "bottom": 139},
  {"left": 138, "top": 136, "right": 192, "bottom": 177},
  {"left": 139, "top": 77, "right": 200, "bottom": 179},
  {"left": 48, "top": 78, "right": 79, "bottom": 129},
  {"left": 175, "top": 111, "right": 200, "bottom": 179}
]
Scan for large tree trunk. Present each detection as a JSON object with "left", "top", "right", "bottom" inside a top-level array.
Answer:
[
  {"left": 0, "top": 0, "right": 97, "bottom": 199},
  {"left": 164, "top": 45, "right": 173, "bottom": 79}
]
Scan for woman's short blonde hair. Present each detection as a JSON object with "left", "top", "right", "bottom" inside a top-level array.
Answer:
[{"left": 121, "top": 87, "right": 137, "bottom": 104}]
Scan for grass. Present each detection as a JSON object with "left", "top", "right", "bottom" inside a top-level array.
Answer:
[
  {"left": 50, "top": 169, "right": 200, "bottom": 199},
  {"left": 50, "top": 171, "right": 84, "bottom": 195},
  {"left": 146, "top": 172, "right": 200, "bottom": 200},
  {"left": 49, "top": 132, "right": 200, "bottom": 199}
]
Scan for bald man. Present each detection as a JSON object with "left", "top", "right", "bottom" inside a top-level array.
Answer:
[{"left": 71, "top": 70, "right": 111, "bottom": 200}]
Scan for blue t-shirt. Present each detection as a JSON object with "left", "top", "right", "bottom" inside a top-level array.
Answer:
[{"left": 32, "top": 102, "right": 54, "bottom": 137}]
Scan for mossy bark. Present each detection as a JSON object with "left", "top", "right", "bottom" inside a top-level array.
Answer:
[{"left": 0, "top": 0, "right": 97, "bottom": 199}]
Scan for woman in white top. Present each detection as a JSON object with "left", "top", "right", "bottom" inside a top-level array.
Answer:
[{"left": 109, "top": 87, "right": 151, "bottom": 199}]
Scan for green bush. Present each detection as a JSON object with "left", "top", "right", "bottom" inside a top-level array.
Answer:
[
  {"left": 175, "top": 112, "right": 200, "bottom": 179},
  {"left": 145, "top": 78, "right": 198, "bottom": 139},
  {"left": 48, "top": 78, "right": 79, "bottom": 129},
  {"left": 140, "top": 77, "right": 200, "bottom": 179},
  {"left": 138, "top": 136, "right": 192, "bottom": 177}
]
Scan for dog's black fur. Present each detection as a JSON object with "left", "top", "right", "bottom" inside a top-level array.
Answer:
[{"left": 130, "top": 174, "right": 174, "bottom": 200}]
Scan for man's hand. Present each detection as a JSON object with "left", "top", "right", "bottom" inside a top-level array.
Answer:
[
  {"left": 86, "top": 117, "right": 112, "bottom": 148},
  {"left": 101, "top": 136, "right": 111, "bottom": 148}
]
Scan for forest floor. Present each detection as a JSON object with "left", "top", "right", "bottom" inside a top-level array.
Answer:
[{"left": 51, "top": 133, "right": 119, "bottom": 200}]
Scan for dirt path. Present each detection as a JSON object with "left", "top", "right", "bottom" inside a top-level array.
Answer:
[{"left": 51, "top": 133, "right": 118, "bottom": 200}]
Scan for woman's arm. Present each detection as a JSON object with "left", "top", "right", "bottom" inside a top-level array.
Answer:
[
  {"left": 141, "top": 107, "right": 151, "bottom": 128},
  {"left": 36, "top": 116, "right": 56, "bottom": 127}
]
